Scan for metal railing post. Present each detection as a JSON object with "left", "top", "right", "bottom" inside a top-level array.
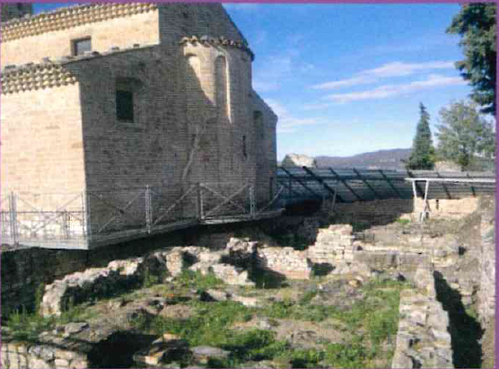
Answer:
[
  {"left": 84, "top": 191, "right": 92, "bottom": 242},
  {"left": 9, "top": 192, "right": 18, "bottom": 244},
  {"left": 145, "top": 186, "right": 152, "bottom": 233},
  {"left": 249, "top": 184, "right": 255, "bottom": 217},
  {"left": 197, "top": 183, "right": 204, "bottom": 220},
  {"left": 61, "top": 211, "right": 70, "bottom": 239}
]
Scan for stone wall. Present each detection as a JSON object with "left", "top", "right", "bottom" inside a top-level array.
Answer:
[
  {"left": 0, "top": 84, "right": 85, "bottom": 195},
  {"left": 392, "top": 267, "right": 453, "bottom": 368},
  {"left": 307, "top": 224, "right": 355, "bottom": 264},
  {"left": 256, "top": 247, "right": 312, "bottom": 280},
  {"left": 157, "top": 3, "right": 247, "bottom": 46},
  {"left": 1, "top": 340, "right": 89, "bottom": 369},
  {"left": 413, "top": 197, "right": 479, "bottom": 219},
  {"left": 1, "top": 4, "right": 160, "bottom": 66},
  {"left": 253, "top": 92, "right": 278, "bottom": 204},
  {"left": 330, "top": 199, "right": 414, "bottom": 225},
  {"left": 477, "top": 196, "right": 495, "bottom": 324},
  {"left": 1, "top": 231, "right": 185, "bottom": 318}
]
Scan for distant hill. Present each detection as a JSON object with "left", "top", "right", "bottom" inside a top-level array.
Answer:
[{"left": 315, "top": 148, "right": 412, "bottom": 169}]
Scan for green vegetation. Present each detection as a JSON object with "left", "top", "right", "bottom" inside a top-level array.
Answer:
[
  {"left": 5, "top": 302, "right": 91, "bottom": 343},
  {"left": 5, "top": 268, "right": 407, "bottom": 368},
  {"left": 175, "top": 269, "right": 225, "bottom": 292},
  {"left": 130, "top": 275, "right": 407, "bottom": 368},
  {"left": 396, "top": 218, "right": 411, "bottom": 226},
  {"left": 406, "top": 103, "right": 436, "bottom": 170},
  {"left": 447, "top": 3, "right": 496, "bottom": 115},
  {"left": 436, "top": 100, "right": 496, "bottom": 170}
]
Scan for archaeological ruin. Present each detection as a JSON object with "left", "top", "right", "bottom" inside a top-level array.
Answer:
[{"left": 0, "top": 3, "right": 496, "bottom": 369}]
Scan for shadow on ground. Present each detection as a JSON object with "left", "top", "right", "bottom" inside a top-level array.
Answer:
[{"left": 434, "top": 271, "right": 483, "bottom": 368}]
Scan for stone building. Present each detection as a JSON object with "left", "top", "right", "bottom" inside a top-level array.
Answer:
[{"left": 0, "top": 3, "right": 279, "bottom": 249}]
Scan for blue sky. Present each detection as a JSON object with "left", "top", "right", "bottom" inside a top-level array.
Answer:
[{"left": 35, "top": 3, "right": 474, "bottom": 160}]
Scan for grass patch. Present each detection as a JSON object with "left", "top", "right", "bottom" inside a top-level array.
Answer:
[
  {"left": 4, "top": 301, "right": 93, "bottom": 343},
  {"left": 323, "top": 338, "right": 372, "bottom": 368},
  {"left": 175, "top": 269, "right": 224, "bottom": 292}
]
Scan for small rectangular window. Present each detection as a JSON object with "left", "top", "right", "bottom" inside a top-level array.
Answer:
[
  {"left": 242, "top": 135, "right": 247, "bottom": 159},
  {"left": 72, "top": 37, "right": 91, "bottom": 56},
  {"left": 116, "top": 90, "right": 134, "bottom": 122}
]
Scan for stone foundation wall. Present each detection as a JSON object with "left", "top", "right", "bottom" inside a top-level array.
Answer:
[
  {"left": 478, "top": 196, "right": 495, "bottom": 324},
  {"left": 392, "top": 267, "right": 453, "bottom": 368},
  {"left": 413, "top": 197, "right": 479, "bottom": 219},
  {"left": 256, "top": 247, "right": 312, "bottom": 280},
  {"left": 1, "top": 340, "right": 90, "bottom": 369},
  {"left": 330, "top": 199, "right": 414, "bottom": 224},
  {"left": 1, "top": 231, "right": 184, "bottom": 318},
  {"left": 307, "top": 224, "right": 355, "bottom": 264},
  {"left": 307, "top": 224, "right": 459, "bottom": 272}
]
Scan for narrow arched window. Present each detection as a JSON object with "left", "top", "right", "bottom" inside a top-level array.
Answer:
[
  {"left": 186, "top": 54, "right": 201, "bottom": 110},
  {"left": 215, "top": 56, "right": 230, "bottom": 121}
]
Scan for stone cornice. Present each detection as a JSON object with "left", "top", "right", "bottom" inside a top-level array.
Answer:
[
  {"left": 180, "top": 35, "right": 254, "bottom": 61},
  {"left": 1, "top": 62, "right": 77, "bottom": 94},
  {"left": 1, "top": 3, "right": 158, "bottom": 43}
]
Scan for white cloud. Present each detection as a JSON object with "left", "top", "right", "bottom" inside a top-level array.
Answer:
[
  {"left": 312, "top": 61, "right": 456, "bottom": 90},
  {"left": 363, "top": 61, "right": 455, "bottom": 78},
  {"left": 325, "top": 74, "right": 466, "bottom": 103},
  {"left": 266, "top": 99, "right": 326, "bottom": 133},
  {"left": 312, "top": 75, "right": 377, "bottom": 90}
]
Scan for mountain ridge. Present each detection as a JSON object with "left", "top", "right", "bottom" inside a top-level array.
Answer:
[{"left": 314, "top": 148, "right": 412, "bottom": 169}]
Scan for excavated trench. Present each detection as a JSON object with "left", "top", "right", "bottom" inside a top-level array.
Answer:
[{"left": 434, "top": 271, "right": 484, "bottom": 368}]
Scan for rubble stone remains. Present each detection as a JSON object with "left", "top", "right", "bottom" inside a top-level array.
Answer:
[{"left": 1, "top": 196, "right": 495, "bottom": 369}]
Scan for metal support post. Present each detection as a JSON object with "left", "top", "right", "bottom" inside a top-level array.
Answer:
[
  {"left": 145, "top": 186, "right": 152, "bottom": 233},
  {"left": 62, "top": 211, "right": 70, "bottom": 239},
  {"left": 84, "top": 191, "right": 92, "bottom": 242},
  {"left": 419, "top": 180, "right": 430, "bottom": 222},
  {"left": 197, "top": 183, "right": 204, "bottom": 220},
  {"left": 249, "top": 185, "right": 256, "bottom": 217},
  {"left": 9, "top": 192, "right": 18, "bottom": 244}
]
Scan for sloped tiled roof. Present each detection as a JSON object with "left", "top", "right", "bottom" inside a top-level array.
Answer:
[
  {"left": 1, "top": 43, "right": 156, "bottom": 94},
  {"left": 1, "top": 3, "right": 158, "bottom": 42},
  {"left": 180, "top": 35, "right": 254, "bottom": 61}
]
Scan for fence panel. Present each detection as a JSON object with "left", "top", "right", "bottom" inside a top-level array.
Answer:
[
  {"left": 4, "top": 192, "right": 86, "bottom": 242},
  {"left": 86, "top": 188, "right": 148, "bottom": 237},
  {"left": 200, "top": 182, "right": 252, "bottom": 219}
]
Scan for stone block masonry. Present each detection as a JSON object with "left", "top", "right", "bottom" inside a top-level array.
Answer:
[
  {"left": 1, "top": 340, "right": 90, "bottom": 369},
  {"left": 477, "top": 196, "right": 495, "bottom": 324},
  {"left": 392, "top": 267, "right": 453, "bottom": 368},
  {"left": 256, "top": 247, "right": 313, "bottom": 280}
]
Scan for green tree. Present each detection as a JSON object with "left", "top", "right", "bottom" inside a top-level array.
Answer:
[
  {"left": 447, "top": 3, "right": 496, "bottom": 115},
  {"left": 436, "top": 100, "right": 496, "bottom": 170},
  {"left": 406, "top": 103, "right": 436, "bottom": 170}
]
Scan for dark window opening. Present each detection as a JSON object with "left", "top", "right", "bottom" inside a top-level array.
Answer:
[
  {"left": 72, "top": 37, "right": 92, "bottom": 56},
  {"left": 243, "top": 135, "right": 247, "bottom": 159},
  {"left": 116, "top": 90, "right": 134, "bottom": 122}
]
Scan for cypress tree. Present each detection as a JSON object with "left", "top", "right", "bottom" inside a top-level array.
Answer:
[{"left": 406, "top": 103, "right": 436, "bottom": 170}]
